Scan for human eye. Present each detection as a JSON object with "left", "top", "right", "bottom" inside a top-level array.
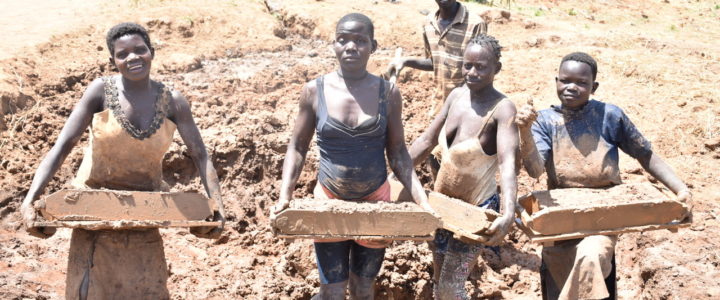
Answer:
[
  {"left": 135, "top": 47, "right": 148, "bottom": 55},
  {"left": 115, "top": 51, "right": 128, "bottom": 59},
  {"left": 464, "top": 63, "right": 472, "bottom": 70}
]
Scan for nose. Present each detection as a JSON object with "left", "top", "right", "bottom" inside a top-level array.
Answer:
[
  {"left": 127, "top": 52, "right": 140, "bottom": 61},
  {"left": 345, "top": 40, "right": 358, "bottom": 52}
]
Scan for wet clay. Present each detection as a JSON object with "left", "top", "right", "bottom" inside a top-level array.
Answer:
[
  {"left": 40, "top": 189, "right": 214, "bottom": 222},
  {"left": 428, "top": 192, "right": 498, "bottom": 235},
  {"left": 519, "top": 183, "right": 689, "bottom": 236},
  {"left": 272, "top": 198, "right": 440, "bottom": 237}
]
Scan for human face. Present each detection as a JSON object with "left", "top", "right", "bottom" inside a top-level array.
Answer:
[
  {"left": 462, "top": 44, "right": 500, "bottom": 92},
  {"left": 555, "top": 60, "right": 598, "bottom": 110},
  {"left": 111, "top": 34, "right": 153, "bottom": 81},
  {"left": 435, "top": 0, "right": 457, "bottom": 10},
  {"left": 333, "top": 21, "right": 375, "bottom": 72}
]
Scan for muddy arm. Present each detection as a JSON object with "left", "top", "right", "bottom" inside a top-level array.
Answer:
[
  {"left": 23, "top": 78, "right": 104, "bottom": 205},
  {"left": 485, "top": 100, "right": 519, "bottom": 245},
  {"left": 170, "top": 92, "right": 225, "bottom": 229},
  {"left": 637, "top": 151, "right": 691, "bottom": 203},
  {"left": 21, "top": 78, "right": 104, "bottom": 237},
  {"left": 386, "top": 84, "right": 431, "bottom": 211},
  {"left": 277, "top": 84, "right": 316, "bottom": 210},
  {"left": 407, "top": 88, "right": 458, "bottom": 167}
]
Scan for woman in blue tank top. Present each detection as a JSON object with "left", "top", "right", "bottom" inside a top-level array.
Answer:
[{"left": 272, "top": 13, "right": 432, "bottom": 300}]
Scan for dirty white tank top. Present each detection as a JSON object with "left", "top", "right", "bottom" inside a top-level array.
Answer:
[
  {"left": 71, "top": 76, "right": 176, "bottom": 191},
  {"left": 433, "top": 98, "right": 505, "bottom": 205}
]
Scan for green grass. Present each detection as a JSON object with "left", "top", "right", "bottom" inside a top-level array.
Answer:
[
  {"left": 568, "top": 8, "right": 577, "bottom": 16},
  {"left": 534, "top": 9, "right": 544, "bottom": 17},
  {"left": 670, "top": 24, "right": 678, "bottom": 31}
]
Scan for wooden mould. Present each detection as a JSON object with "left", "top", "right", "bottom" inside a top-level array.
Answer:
[
  {"left": 271, "top": 198, "right": 441, "bottom": 240},
  {"left": 389, "top": 177, "right": 499, "bottom": 243},
  {"left": 516, "top": 183, "right": 691, "bottom": 244},
  {"left": 34, "top": 189, "right": 220, "bottom": 229}
]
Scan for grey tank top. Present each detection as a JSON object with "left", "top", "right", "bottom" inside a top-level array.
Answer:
[{"left": 315, "top": 75, "right": 389, "bottom": 200}]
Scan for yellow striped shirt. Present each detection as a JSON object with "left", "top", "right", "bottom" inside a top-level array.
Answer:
[{"left": 424, "top": 3, "right": 487, "bottom": 107}]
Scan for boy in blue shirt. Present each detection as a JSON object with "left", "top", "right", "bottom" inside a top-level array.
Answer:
[{"left": 517, "top": 52, "right": 692, "bottom": 299}]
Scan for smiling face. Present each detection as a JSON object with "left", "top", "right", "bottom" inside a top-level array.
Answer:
[
  {"left": 111, "top": 34, "right": 153, "bottom": 81},
  {"left": 333, "top": 20, "right": 376, "bottom": 72},
  {"left": 462, "top": 44, "right": 500, "bottom": 92},
  {"left": 556, "top": 60, "right": 598, "bottom": 110}
]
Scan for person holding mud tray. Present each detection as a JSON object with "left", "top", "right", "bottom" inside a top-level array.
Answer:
[
  {"left": 517, "top": 52, "right": 692, "bottom": 300},
  {"left": 272, "top": 13, "right": 432, "bottom": 300},
  {"left": 406, "top": 34, "right": 518, "bottom": 299},
  {"left": 19, "top": 22, "right": 225, "bottom": 299}
]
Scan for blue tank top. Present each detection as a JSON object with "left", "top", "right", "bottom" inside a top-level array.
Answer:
[{"left": 316, "top": 75, "right": 389, "bottom": 200}]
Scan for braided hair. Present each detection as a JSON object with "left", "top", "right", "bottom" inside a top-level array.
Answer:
[{"left": 467, "top": 34, "right": 502, "bottom": 61}]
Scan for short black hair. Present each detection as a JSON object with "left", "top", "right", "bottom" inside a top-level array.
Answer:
[
  {"left": 467, "top": 34, "right": 502, "bottom": 61},
  {"left": 561, "top": 52, "right": 598, "bottom": 80},
  {"left": 336, "top": 13, "right": 374, "bottom": 39},
  {"left": 106, "top": 22, "right": 153, "bottom": 56}
]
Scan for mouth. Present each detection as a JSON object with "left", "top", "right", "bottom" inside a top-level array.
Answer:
[
  {"left": 127, "top": 62, "right": 145, "bottom": 72},
  {"left": 562, "top": 94, "right": 579, "bottom": 100},
  {"left": 466, "top": 77, "right": 481, "bottom": 83}
]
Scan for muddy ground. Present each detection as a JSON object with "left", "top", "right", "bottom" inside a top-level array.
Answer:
[{"left": 1, "top": 0, "right": 719, "bottom": 299}]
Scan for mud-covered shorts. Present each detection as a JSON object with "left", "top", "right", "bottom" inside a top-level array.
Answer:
[
  {"left": 314, "top": 240, "right": 386, "bottom": 284},
  {"left": 432, "top": 193, "right": 500, "bottom": 254}
]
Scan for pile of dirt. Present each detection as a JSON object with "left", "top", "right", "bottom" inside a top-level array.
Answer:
[{"left": 1, "top": 0, "right": 719, "bottom": 299}]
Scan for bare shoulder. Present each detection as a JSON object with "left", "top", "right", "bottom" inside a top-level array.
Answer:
[
  {"left": 494, "top": 96, "right": 517, "bottom": 120},
  {"left": 80, "top": 77, "right": 107, "bottom": 111}
]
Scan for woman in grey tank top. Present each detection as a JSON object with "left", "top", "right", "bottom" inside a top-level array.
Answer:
[{"left": 272, "top": 13, "right": 433, "bottom": 300}]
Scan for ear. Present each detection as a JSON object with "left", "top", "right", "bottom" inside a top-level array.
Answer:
[
  {"left": 555, "top": 76, "right": 559, "bottom": 83},
  {"left": 495, "top": 61, "right": 502, "bottom": 74},
  {"left": 592, "top": 82, "right": 599, "bottom": 94},
  {"left": 371, "top": 39, "right": 378, "bottom": 53},
  {"left": 150, "top": 46, "right": 155, "bottom": 58},
  {"left": 109, "top": 57, "right": 116, "bottom": 67}
]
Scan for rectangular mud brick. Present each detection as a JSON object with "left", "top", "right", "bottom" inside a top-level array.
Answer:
[
  {"left": 271, "top": 198, "right": 440, "bottom": 239},
  {"left": 39, "top": 189, "right": 214, "bottom": 222},
  {"left": 33, "top": 220, "right": 221, "bottom": 230},
  {"left": 517, "top": 183, "right": 690, "bottom": 237},
  {"left": 429, "top": 192, "right": 500, "bottom": 243}
]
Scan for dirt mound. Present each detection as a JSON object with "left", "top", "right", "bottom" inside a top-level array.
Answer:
[{"left": 1, "top": 0, "right": 719, "bottom": 299}]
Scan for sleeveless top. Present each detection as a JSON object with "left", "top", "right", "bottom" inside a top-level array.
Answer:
[
  {"left": 315, "top": 76, "right": 389, "bottom": 200},
  {"left": 433, "top": 97, "right": 505, "bottom": 206},
  {"left": 71, "top": 76, "right": 176, "bottom": 191}
]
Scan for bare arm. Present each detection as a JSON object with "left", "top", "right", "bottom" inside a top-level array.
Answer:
[
  {"left": 637, "top": 151, "right": 692, "bottom": 211},
  {"left": 21, "top": 78, "right": 104, "bottom": 237},
  {"left": 485, "top": 100, "right": 519, "bottom": 245},
  {"left": 170, "top": 91, "right": 225, "bottom": 237},
  {"left": 385, "top": 84, "right": 431, "bottom": 211},
  {"left": 274, "top": 84, "right": 316, "bottom": 213},
  {"left": 407, "top": 88, "right": 459, "bottom": 167}
]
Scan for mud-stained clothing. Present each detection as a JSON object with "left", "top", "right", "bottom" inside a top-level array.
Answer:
[
  {"left": 424, "top": 3, "right": 487, "bottom": 110},
  {"left": 66, "top": 229, "right": 170, "bottom": 300},
  {"left": 531, "top": 100, "right": 652, "bottom": 189},
  {"left": 430, "top": 98, "right": 504, "bottom": 299},
  {"left": 66, "top": 76, "right": 175, "bottom": 299},
  {"left": 433, "top": 97, "right": 505, "bottom": 206},
  {"left": 315, "top": 76, "right": 390, "bottom": 200},
  {"left": 542, "top": 235, "right": 617, "bottom": 300},
  {"left": 314, "top": 241, "right": 386, "bottom": 284},
  {"left": 72, "top": 76, "right": 175, "bottom": 191},
  {"left": 431, "top": 194, "right": 499, "bottom": 300}
]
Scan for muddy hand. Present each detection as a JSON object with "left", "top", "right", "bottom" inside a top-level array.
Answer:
[
  {"left": 483, "top": 215, "right": 513, "bottom": 246},
  {"left": 21, "top": 201, "right": 55, "bottom": 239},
  {"left": 191, "top": 210, "right": 225, "bottom": 239},
  {"left": 516, "top": 98, "right": 537, "bottom": 130},
  {"left": 676, "top": 189, "right": 693, "bottom": 221},
  {"left": 385, "top": 56, "right": 406, "bottom": 82}
]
